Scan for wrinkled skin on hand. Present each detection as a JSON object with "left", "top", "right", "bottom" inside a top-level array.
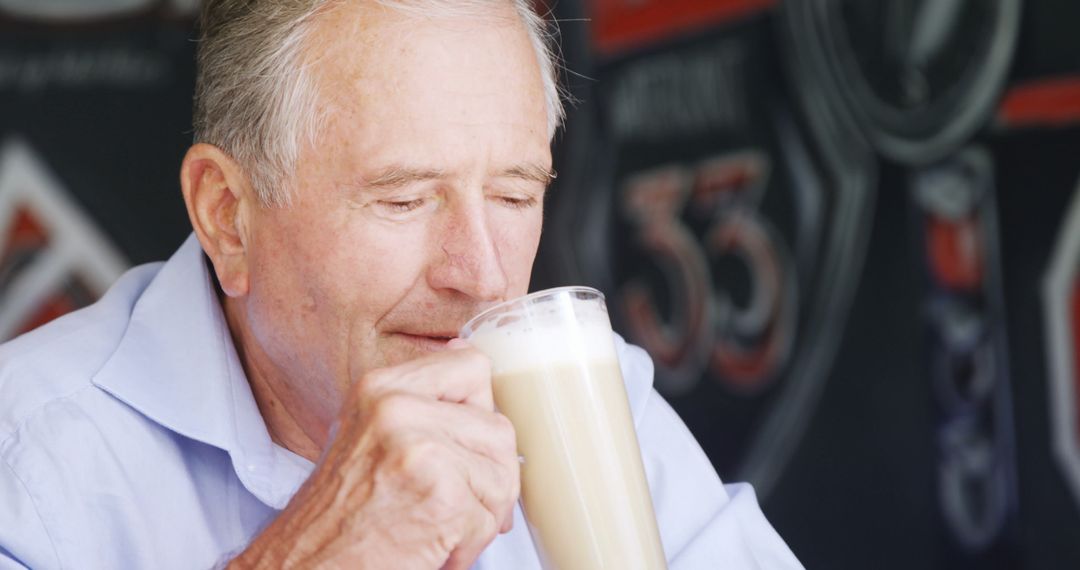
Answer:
[{"left": 231, "top": 342, "right": 520, "bottom": 570}]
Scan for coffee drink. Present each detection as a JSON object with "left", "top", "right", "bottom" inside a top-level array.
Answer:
[{"left": 462, "top": 288, "right": 667, "bottom": 569}]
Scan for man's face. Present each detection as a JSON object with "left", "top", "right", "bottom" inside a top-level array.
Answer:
[{"left": 234, "top": 4, "right": 551, "bottom": 426}]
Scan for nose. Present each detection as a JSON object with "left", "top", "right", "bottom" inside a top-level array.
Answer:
[{"left": 428, "top": 197, "right": 509, "bottom": 302}]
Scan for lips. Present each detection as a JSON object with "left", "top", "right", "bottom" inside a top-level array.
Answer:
[
  {"left": 393, "top": 332, "right": 456, "bottom": 351},
  {"left": 401, "top": 331, "right": 456, "bottom": 340}
]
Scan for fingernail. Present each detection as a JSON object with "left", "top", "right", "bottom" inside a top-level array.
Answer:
[{"left": 446, "top": 338, "right": 470, "bottom": 350}]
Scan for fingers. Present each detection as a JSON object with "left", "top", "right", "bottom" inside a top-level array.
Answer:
[
  {"left": 357, "top": 345, "right": 494, "bottom": 410},
  {"left": 332, "top": 341, "right": 514, "bottom": 570},
  {"left": 411, "top": 397, "right": 520, "bottom": 525},
  {"left": 379, "top": 398, "right": 517, "bottom": 570},
  {"left": 445, "top": 337, "right": 470, "bottom": 351},
  {"left": 365, "top": 393, "right": 520, "bottom": 531},
  {"left": 440, "top": 509, "right": 500, "bottom": 570},
  {"left": 444, "top": 404, "right": 519, "bottom": 533}
]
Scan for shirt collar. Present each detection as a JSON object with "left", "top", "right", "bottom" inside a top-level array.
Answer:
[{"left": 92, "top": 234, "right": 313, "bottom": 509}]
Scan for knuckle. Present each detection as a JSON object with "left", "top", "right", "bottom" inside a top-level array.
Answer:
[
  {"left": 492, "top": 411, "right": 514, "bottom": 433},
  {"left": 368, "top": 392, "right": 412, "bottom": 432},
  {"left": 477, "top": 510, "right": 499, "bottom": 543},
  {"left": 355, "top": 368, "right": 392, "bottom": 399},
  {"left": 427, "top": 476, "right": 467, "bottom": 519},
  {"left": 509, "top": 475, "right": 521, "bottom": 505},
  {"left": 461, "top": 348, "right": 492, "bottom": 375},
  {"left": 430, "top": 474, "right": 460, "bottom": 502},
  {"left": 500, "top": 461, "right": 520, "bottom": 503},
  {"left": 479, "top": 456, "right": 517, "bottom": 508},
  {"left": 393, "top": 438, "right": 440, "bottom": 477},
  {"left": 492, "top": 413, "right": 518, "bottom": 454},
  {"left": 506, "top": 453, "right": 521, "bottom": 487},
  {"left": 384, "top": 441, "right": 447, "bottom": 506}
]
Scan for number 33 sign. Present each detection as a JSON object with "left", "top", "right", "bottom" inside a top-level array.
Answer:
[{"left": 619, "top": 151, "right": 796, "bottom": 395}]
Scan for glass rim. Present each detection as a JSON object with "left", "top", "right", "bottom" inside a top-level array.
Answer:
[{"left": 459, "top": 285, "right": 604, "bottom": 338}]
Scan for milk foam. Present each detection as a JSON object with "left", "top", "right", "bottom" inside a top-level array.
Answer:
[{"left": 463, "top": 295, "right": 619, "bottom": 374}]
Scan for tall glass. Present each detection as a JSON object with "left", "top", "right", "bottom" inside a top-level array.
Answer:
[{"left": 460, "top": 286, "right": 667, "bottom": 570}]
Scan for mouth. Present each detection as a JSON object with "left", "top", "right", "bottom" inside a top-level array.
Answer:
[{"left": 393, "top": 332, "right": 457, "bottom": 351}]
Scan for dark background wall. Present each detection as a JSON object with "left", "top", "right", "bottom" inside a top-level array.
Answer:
[{"left": 2, "top": 1, "right": 1079, "bottom": 568}]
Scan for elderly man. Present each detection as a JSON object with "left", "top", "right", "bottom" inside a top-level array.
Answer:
[{"left": 0, "top": 1, "right": 803, "bottom": 568}]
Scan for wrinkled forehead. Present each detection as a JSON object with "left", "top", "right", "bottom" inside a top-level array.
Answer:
[
  {"left": 283, "top": 1, "right": 551, "bottom": 183},
  {"left": 304, "top": 2, "right": 549, "bottom": 140},
  {"left": 306, "top": 1, "right": 533, "bottom": 90}
]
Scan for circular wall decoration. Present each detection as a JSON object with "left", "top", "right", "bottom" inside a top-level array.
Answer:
[{"left": 782, "top": 0, "right": 1020, "bottom": 164}]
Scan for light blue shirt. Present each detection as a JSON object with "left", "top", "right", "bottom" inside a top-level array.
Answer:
[{"left": 0, "top": 235, "right": 803, "bottom": 569}]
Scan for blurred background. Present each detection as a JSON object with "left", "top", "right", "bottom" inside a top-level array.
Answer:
[{"left": 1, "top": 0, "right": 1079, "bottom": 568}]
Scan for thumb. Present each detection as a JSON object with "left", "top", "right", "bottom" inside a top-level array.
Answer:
[{"left": 446, "top": 338, "right": 471, "bottom": 350}]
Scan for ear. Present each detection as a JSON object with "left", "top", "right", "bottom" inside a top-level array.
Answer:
[{"left": 180, "top": 143, "right": 255, "bottom": 298}]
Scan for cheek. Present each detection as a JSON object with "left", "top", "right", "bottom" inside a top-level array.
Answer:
[
  {"left": 244, "top": 208, "right": 356, "bottom": 347},
  {"left": 331, "top": 222, "right": 435, "bottom": 333},
  {"left": 496, "top": 210, "right": 544, "bottom": 294},
  {"left": 246, "top": 231, "right": 333, "bottom": 343}
]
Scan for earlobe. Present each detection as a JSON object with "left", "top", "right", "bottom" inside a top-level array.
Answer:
[{"left": 180, "top": 143, "right": 253, "bottom": 298}]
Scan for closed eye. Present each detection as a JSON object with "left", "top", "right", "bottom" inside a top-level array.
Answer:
[
  {"left": 493, "top": 195, "right": 538, "bottom": 210},
  {"left": 377, "top": 198, "right": 428, "bottom": 213}
]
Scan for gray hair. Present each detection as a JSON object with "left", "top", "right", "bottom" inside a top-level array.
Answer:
[{"left": 193, "top": 0, "right": 565, "bottom": 207}]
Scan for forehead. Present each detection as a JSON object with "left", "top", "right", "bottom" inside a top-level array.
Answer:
[
  {"left": 305, "top": 3, "right": 548, "bottom": 143},
  {"left": 294, "top": 2, "right": 552, "bottom": 182}
]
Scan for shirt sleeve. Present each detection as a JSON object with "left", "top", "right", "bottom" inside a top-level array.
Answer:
[
  {"left": 616, "top": 338, "right": 804, "bottom": 569},
  {"left": 0, "top": 454, "right": 61, "bottom": 569},
  {"left": 0, "top": 548, "right": 30, "bottom": 570}
]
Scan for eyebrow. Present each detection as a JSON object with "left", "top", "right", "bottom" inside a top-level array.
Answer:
[
  {"left": 358, "top": 163, "right": 557, "bottom": 190},
  {"left": 501, "top": 164, "right": 558, "bottom": 185},
  {"left": 361, "top": 167, "right": 446, "bottom": 189}
]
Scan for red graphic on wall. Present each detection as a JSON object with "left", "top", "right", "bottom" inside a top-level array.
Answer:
[
  {"left": 619, "top": 150, "right": 794, "bottom": 395},
  {"left": 591, "top": 0, "right": 776, "bottom": 57},
  {"left": 0, "top": 205, "right": 48, "bottom": 287},
  {"left": 998, "top": 76, "right": 1080, "bottom": 129},
  {"left": 0, "top": 138, "right": 127, "bottom": 341}
]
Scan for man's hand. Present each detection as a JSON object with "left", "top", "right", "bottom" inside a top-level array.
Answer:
[{"left": 230, "top": 341, "right": 520, "bottom": 569}]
